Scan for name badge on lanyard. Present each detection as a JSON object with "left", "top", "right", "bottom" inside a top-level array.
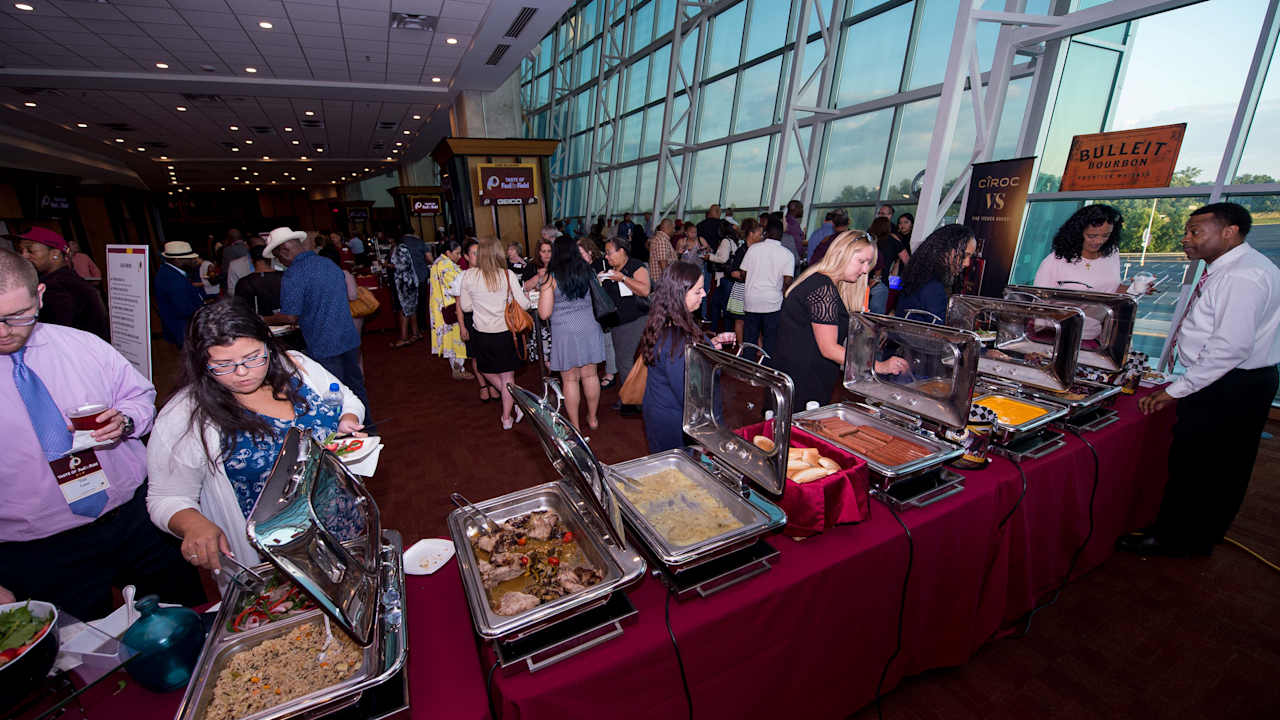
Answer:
[{"left": 50, "top": 450, "right": 111, "bottom": 518}]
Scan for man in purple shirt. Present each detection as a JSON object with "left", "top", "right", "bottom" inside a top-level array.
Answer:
[{"left": 0, "top": 249, "right": 203, "bottom": 619}]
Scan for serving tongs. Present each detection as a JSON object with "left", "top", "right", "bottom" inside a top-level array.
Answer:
[
  {"left": 451, "top": 492, "right": 503, "bottom": 536},
  {"left": 217, "top": 552, "right": 268, "bottom": 595}
]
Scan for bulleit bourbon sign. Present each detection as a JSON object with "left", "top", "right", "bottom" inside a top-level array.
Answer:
[{"left": 1059, "top": 123, "right": 1185, "bottom": 192}]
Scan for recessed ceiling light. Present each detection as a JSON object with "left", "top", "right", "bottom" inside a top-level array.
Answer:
[
  {"left": 262, "top": 155, "right": 270, "bottom": 160},
  {"left": 244, "top": 139, "right": 253, "bottom": 144},
  {"left": 284, "top": 126, "right": 293, "bottom": 131},
  {"left": 412, "top": 114, "right": 421, "bottom": 120},
  {"left": 76, "top": 122, "right": 88, "bottom": 128},
  {"left": 167, "top": 165, "right": 174, "bottom": 169},
  {"left": 258, "top": 21, "right": 273, "bottom": 29},
  {"left": 234, "top": 176, "right": 239, "bottom": 180},
  {"left": 23, "top": 101, "right": 36, "bottom": 108},
  {"left": 291, "top": 140, "right": 299, "bottom": 145},
  {"left": 255, "top": 187, "right": 260, "bottom": 191},
  {"left": 331, "top": 180, "right": 336, "bottom": 184},
  {"left": 306, "top": 167, "right": 312, "bottom": 171},
  {"left": 160, "top": 155, "right": 169, "bottom": 160},
  {"left": 431, "top": 77, "right": 441, "bottom": 83},
  {"left": 231, "top": 147, "right": 240, "bottom": 151},
  {"left": 175, "top": 105, "right": 187, "bottom": 111},
  {"left": 245, "top": 67, "right": 257, "bottom": 73},
  {"left": 220, "top": 187, "right": 225, "bottom": 191},
  {"left": 304, "top": 111, "right": 315, "bottom": 116},
  {"left": 115, "top": 138, "right": 124, "bottom": 143},
  {"left": 241, "top": 166, "right": 247, "bottom": 170},
  {"left": 446, "top": 37, "right": 458, "bottom": 44},
  {"left": 300, "top": 156, "right": 308, "bottom": 161},
  {"left": 316, "top": 148, "right": 323, "bottom": 152},
  {"left": 271, "top": 180, "right": 277, "bottom": 184},
  {"left": 244, "top": 180, "right": 250, "bottom": 184},
  {"left": 252, "top": 172, "right": 259, "bottom": 176},
  {"left": 402, "top": 130, "right": 411, "bottom": 135},
  {"left": 393, "top": 149, "right": 400, "bottom": 153},
  {"left": 229, "top": 125, "right": 239, "bottom": 130},
  {"left": 136, "top": 146, "right": 146, "bottom": 151},
  {"left": 386, "top": 156, "right": 394, "bottom": 161},
  {"left": 15, "top": 4, "right": 34, "bottom": 12},
  {"left": 168, "top": 191, "right": 174, "bottom": 195},
  {"left": 300, "top": 187, "right": 305, "bottom": 191},
  {"left": 363, "top": 168, "right": 370, "bottom": 172},
  {"left": 395, "top": 142, "right": 402, "bottom": 146},
  {"left": 156, "top": 62, "right": 169, "bottom": 69}
]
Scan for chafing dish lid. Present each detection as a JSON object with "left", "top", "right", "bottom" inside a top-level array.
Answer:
[
  {"left": 946, "top": 295, "right": 1084, "bottom": 392},
  {"left": 842, "top": 312, "right": 981, "bottom": 430},
  {"left": 682, "top": 344, "right": 793, "bottom": 497},
  {"left": 246, "top": 427, "right": 382, "bottom": 646},
  {"left": 1003, "top": 285, "right": 1136, "bottom": 372},
  {"left": 510, "top": 383, "right": 628, "bottom": 544}
]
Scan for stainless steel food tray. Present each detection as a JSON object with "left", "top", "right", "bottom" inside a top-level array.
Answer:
[
  {"left": 176, "top": 531, "right": 407, "bottom": 720},
  {"left": 608, "top": 449, "right": 785, "bottom": 572},
  {"left": 970, "top": 391, "right": 1068, "bottom": 444},
  {"left": 1005, "top": 285, "right": 1136, "bottom": 372},
  {"left": 1003, "top": 377, "right": 1121, "bottom": 417},
  {"left": 794, "top": 402, "right": 963, "bottom": 481},
  {"left": 447, "top": 481, "right": 645, "bottom": 641}
]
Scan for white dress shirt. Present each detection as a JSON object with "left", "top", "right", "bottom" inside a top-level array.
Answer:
[
  {"left": 1167, "top": 242, "right": 1280, "bottom": 398},
  {"left": 741, "top": 238, "right": 795, "bottom": 313}
]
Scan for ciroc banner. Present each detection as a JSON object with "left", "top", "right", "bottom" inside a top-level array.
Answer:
[{"left": 962, "top": 156, "right": 1036, "bottom": 297}]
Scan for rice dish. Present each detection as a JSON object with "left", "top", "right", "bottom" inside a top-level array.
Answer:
[
  {"left": 616, "top": 469, "right": 743, "bottom": 547},
  {"left": 203, "top": 621, "right": 362, "bottom": 720}
]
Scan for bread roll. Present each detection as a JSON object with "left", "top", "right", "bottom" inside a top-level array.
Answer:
[
  {"left": 817, "top": 456, "right": 840, "bottom": 472},
  {"left": 800, "top": 448, "right": 820, "bottom": 466},
  {"left": 787, "top": 459, "right": 810, "bottom": 475},
  {"left": 752, "top": 435, "right": 775, "bottom": 452},
  {"left": 792, "top": 466, "right": 831, "bottom": 484}
]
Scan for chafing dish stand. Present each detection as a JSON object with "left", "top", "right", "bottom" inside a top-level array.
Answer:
[{"left": 797, "top": 313, "right": 981, "bottom": 511}]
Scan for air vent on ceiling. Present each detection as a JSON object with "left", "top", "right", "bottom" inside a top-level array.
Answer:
[
  {"left": 485, "top": 44, "right": 511, "bottom": 66},
  {"left": 372, "top": 142, "right": 386, "bottom": 150},
  {"left": 504, "top": 7, "right": 537, "bottom": 38},
  {"left": 300, "top": 119, "right": 324, "bottom": 129},
  {"left": 250, "top": 125, "right": 274, "bottom": 135},
  {"left": 377, "top": 121, "right": 396, "bottom": 130},
  {"left": 101, "top": 122, "right": 136, "bottom": 132},
  {"left": 181, "top": 93, "right": 223, "bottom": 103},
  {"left": 391, "top": 13, "right": 436, "bottom": 31},
  {"left": 200, "top": 64, "right": 218, "bottom": 73}
]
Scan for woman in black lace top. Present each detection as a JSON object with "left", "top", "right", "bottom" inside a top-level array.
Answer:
[{"left": 774, "top": 231, "right": 910, "bottom": 408}]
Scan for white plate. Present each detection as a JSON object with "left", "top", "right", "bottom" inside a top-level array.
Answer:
[
  {"left": 328, "top": 436, "right": 380, "bottom": 464},
  {"left": 403, "top": 538, "right": 456, "bottom": 575}
]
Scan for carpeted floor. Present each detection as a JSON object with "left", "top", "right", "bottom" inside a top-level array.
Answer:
[{"left": 152, "top": 328, "right": 1280, "bottom": 719}]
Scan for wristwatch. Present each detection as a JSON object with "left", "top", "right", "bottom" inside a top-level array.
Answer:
[{"left": 120, "top": 414, "right": 135, "bottom": 438}]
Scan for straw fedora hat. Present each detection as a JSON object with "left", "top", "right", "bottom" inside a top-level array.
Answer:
[
  {"left": 263, "top": 226, "right": 307, "bottom": 259},
  {"left": 161, "top": 240, "right": 199, "bottom": 259}
]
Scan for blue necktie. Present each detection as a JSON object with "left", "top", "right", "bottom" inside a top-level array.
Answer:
[{"left": 12, "top": 347, "right": 72, "bottom": 461}]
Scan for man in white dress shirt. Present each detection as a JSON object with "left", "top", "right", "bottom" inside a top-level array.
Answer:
[{"left": 1122, "top": 203, "right": 1280, "bottom": 556}]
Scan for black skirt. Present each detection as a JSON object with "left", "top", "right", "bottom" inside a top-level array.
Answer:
[{"left": 473, "top": 329, "right": 521, "bottom": 374}]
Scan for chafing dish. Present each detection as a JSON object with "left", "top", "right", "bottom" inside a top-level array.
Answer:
[
  {"left": 176, "top": 428, "right": 408, "bottom": 720},
  {"left": 1004, "top": 285, "right": 1136, "bottom": 373},
  {"left": 609, "top": 345, "right": 788, "bottom": 597},
  {"left": 970, "top": 387, "right": 1067, "bottom": 444},
  {"left": 447, "top": 383, "right": 645, "bottom": 670},
  {"left": 995, "top": 376, "right": 1123, "bottom": 431},
  {"left": 796, "top": 313, "right": 980, "bottom": 509}
]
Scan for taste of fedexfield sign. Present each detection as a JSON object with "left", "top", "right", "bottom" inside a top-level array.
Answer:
[{"left": 1059, "top": 123, "right": 1185, "bottom": 192}]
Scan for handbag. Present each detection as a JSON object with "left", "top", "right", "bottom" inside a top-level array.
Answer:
[
  {"left": 618, "top": 356, "right": 648, "bottom": 405},
  {"left": 349, "top": 286, "right": 380, "bottom": 318},
  {"left": 727, "top": 281, "right": 746, "bottom": 315},
  {"left": 588, "top": 273, "right": 618, "bottom": 325},
  {"left": 442, "top": 301, "right": 458, "bottom": 325},
  {"left": 504, "top": 272, "right": 535, "bottom": 335}
]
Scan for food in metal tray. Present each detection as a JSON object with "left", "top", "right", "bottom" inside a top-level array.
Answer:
[
  {"left": 470, "top": 510, "right": 604, "bottom": 616},
  {"left": 806, "top": 417, "right": 931, "bottom": 467},
  {"left": 203, "top": 620, "right": 362, "bottom": 720},
  {"left": 614, "top": 469, "right": 744, "bottom": 546},
  {"left": 227, "top": 574, "right": 317, "bottom": 633},
  {"left": 975, "top": 395, "right": 1048, "bottom": 425}
]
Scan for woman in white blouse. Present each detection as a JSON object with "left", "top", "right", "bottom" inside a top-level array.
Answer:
[
  {"left": 459, "top": 237, "right": 534, "bottom": 429},
  {"left": 146, "top": 300, "right": 364, "bottom": 592},
  {"left": 1033, "top": 204, "right": 1126, "bottom": 293}
]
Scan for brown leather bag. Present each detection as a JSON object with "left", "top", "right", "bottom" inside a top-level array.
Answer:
[
  {"left": 618, "top": 358, "right": 648, "bottom": 406},
  {"left": 504, "top": 271, "right": 534, "bottom": 336}
]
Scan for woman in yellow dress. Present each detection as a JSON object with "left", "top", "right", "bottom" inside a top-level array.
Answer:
[{"left": 429, "top": 238, "right": 472, "bottom": 379}]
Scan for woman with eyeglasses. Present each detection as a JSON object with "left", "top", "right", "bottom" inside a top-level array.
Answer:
[{"left": 146, "top": 299, "right": 365, "bottom": 587}]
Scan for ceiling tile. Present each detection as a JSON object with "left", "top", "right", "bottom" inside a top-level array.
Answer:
[
  {"left": 20, "top": 17, "right": 93, "bottom": 34},
  {"left": 48, "top": 1, "right": 128, "bottom": 21},
  {"left": 435, "top": 18, "right": 477, "bottom": 34},
  {"left": 78, "top": 19, "right": 146, "bottom": 37},
  {"left": 342, "top": 23, "right": 388, "bottom": 41},
  {"left": 340, "top": 8, "right": 390, "bottom": 28},
  {"left": 281, "top": 3, "right": 339, "bottom": 22},
  {"left": 227, "top": 0, "right": 288, "bottom": 17},
  {"left": 179, "top": 11, "right": 243, "bottom": 29},
  {"left": 168, "top": 0, "right": 233, "bottom": 9},
  {"left": 439, "top": 1, "right": 487, "bottom": 22},
  {"left": 390, "top": 1, "right": 444, "bottom": 14},
  {"left": 290, "top": 20, "right": 342, "bottom": 37},
  {"left": 117, "top": 6, "right": 186, "bottom": 25},
  {"left": 140, "top": 23, "right": 202, "bottom": 40},
  {"left": 103, "top": 35, "right": 164, "bottom": 51}
]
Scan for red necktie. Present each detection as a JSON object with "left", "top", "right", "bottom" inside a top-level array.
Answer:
[{"left": 1168, "top": 270, "right": 1209, "bottom": 362}]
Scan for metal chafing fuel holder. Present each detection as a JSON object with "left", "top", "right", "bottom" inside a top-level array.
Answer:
[
  {"left": 447, "top": 380, "right": 646, "bottom": 673},
  {"left": 946, "top": 295, "right": 1079, "bottom": 460},
  {"left": 608, "top": 345, "right": 790, "bottom": 600},
  {"left": 795, "top": 313, "right": 979, "bottom": 510},
  {"left": 176, "top": 427, "right": 410, "bottom": 720},
  {"left": 1003, "top": 285, "right": 1135, "bottom": 432}
]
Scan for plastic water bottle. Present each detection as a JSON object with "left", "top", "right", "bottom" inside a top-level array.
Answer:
[{"left": 322, "top": 382, "right": 343, "bottom": 416}]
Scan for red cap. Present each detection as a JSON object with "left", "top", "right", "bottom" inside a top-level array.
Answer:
[{"left": 18, "top": 227, "right": 68, "bottom": 252}]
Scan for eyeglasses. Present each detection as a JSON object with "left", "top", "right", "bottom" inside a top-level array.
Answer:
[
  {"left": 0, "top": 313, "right": 38, "bottom": 328},
  {"left": 207, "top": 350, "right": 270, "bottom": 376}
]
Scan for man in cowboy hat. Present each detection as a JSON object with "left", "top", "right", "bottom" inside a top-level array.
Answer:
[
  {"left": 154, "top": 241, "right": 206, "bottom": 348},
  {"left": 263, "top": 227, "right": 370, "bottom": 410},
  {"left": 16, "top": 227, "right": 109, "bottom": 340}
]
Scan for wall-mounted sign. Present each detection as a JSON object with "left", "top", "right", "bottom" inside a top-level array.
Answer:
[
  {"left": 1059, "top": 123, "right": 1185, "bottom": 192},
  {"left": 40, "top": 193, "right": 71, "bottom": 211},
  {"left": 348, "top": 207, "right": 370, "bottom": 221},
  {"left": 963, "top": 156, "right": 1036, "bottom": 297},
  {"left": 476, "top": 163, "right": 538, "bottom": 206},
  {"left": 411, "top": 197, "right": 441, "bottom": 215}
]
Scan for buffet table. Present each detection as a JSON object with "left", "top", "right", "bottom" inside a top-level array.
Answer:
[{"left": 31, "top": 389, "right": 1174, "bottom": 720}]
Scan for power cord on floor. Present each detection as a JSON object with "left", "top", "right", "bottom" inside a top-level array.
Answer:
[
  {"left": 1224, "top": 536, "right": 1280, "bottom": 573},
  {"left": 665, "top": 588, "right": 694, "bottom": 720},
  {"left": 873, "top": 497, "right": 914, "bottom": 720},
  {"left": 997, "top": 455, "right": 1028, "bottom": 531},
  {"left": 1019, "top": 427, "right": 1100, "bottom": 637},
  {"left": 485, "top": 658, "right": 500, "bottom": 720}
]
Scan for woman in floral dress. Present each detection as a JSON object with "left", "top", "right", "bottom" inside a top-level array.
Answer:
[
  {"left": 390, "top": 235, "right": 420, "bottom": 348},
  {"left": 429, "top": 238, "right": 472, "bottom": 379}
]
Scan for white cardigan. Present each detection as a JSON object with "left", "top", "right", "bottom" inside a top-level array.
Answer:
[{"left": 146, "top": 352, "right": 365, "bottom": 591}]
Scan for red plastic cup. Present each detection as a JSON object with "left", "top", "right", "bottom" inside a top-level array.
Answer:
[{"left": 68, "top": 403, "right": 110, "bottom": 431}]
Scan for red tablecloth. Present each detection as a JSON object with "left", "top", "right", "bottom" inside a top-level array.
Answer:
[
  {"left": 34, "top": 390, "right": 1174, "bottom": 720},
  {"left": 361, "top": 286, "right": 396, "bottom": 334}
]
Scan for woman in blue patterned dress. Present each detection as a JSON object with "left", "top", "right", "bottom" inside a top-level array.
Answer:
[
  {"left": 147, "top": 299, "right": 366, "bottom": 587},
  {"left": 389, "top": 234, "right": 421, "bottom": 348},
  {"left": 537, "top": 236, "right": 606, "bottom": 432}
]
